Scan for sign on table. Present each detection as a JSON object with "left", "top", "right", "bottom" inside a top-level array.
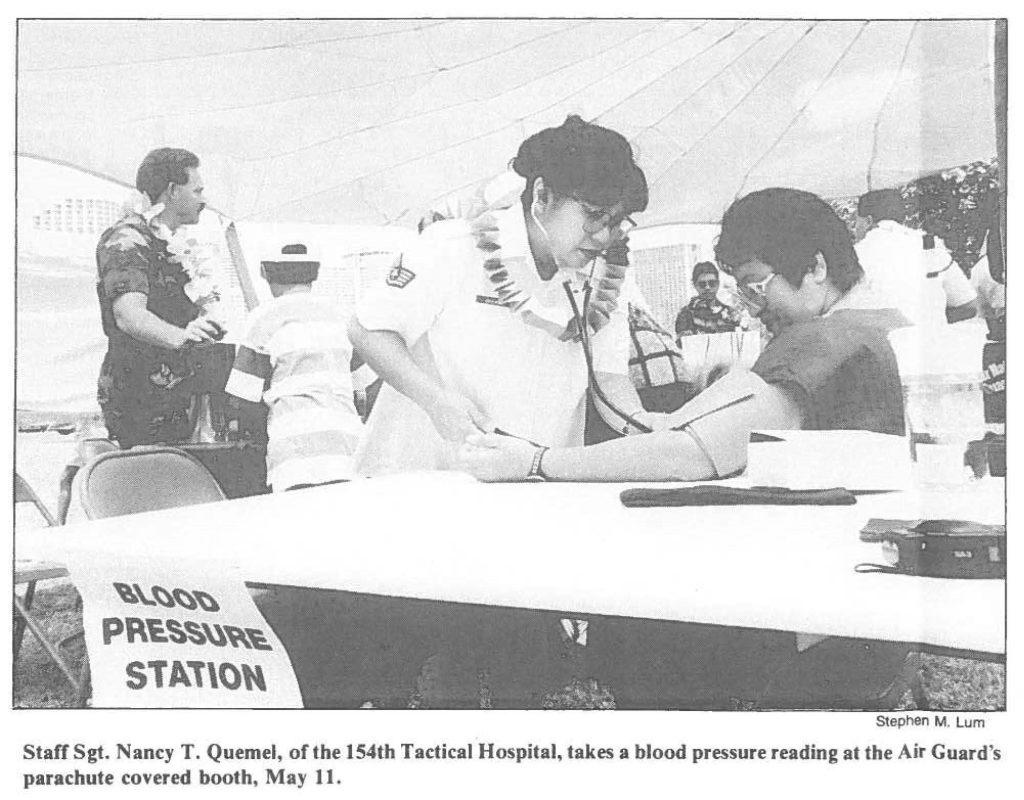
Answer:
[{"left": 69, "top": 553, "right": 302, "bottom": 708}]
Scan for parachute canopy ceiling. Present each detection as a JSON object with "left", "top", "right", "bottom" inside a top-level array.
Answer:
[{"left": 18, "top": 19, "right": 996, "bottom": 227}]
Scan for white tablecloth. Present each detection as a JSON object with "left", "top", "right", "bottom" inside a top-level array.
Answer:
[{"left": 17, "top": 472, "right": 1005, "bottom": 654}]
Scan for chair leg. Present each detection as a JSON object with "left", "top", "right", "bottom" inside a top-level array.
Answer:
[
  {"left": 13, "top": 581, "right": 37, "bottom": 659},
  {"left": 13, "top": 594, "right": 81, "bottom": 696}
]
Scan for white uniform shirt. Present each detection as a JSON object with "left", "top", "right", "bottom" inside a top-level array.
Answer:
[
  {"left": 355, "top": 205, "right": 630, "bottom": 475},
  {"left": 855, "top": 220, "right": 976, "bottom": 327}
]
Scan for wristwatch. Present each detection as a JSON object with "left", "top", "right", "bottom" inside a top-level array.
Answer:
[{"left": 526, "top": 445, "right": 550, "bottom": 481}]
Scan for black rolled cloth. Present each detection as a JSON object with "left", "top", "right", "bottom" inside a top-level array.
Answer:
[{"left": 620, "top": 486, "right": 857, "bottom": 507}]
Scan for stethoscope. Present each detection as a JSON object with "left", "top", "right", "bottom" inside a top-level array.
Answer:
[
  {"left": 561, "top": 263, "right": 654, "bottom": 437},
  {"left": 492, "top": 206, "right": 654, "bottom": 446},
  {"left": 533, "top": 201, "right": 656, "bottom": 437}
]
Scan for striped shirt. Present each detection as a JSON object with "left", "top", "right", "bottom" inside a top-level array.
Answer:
[{"left": 225, "top": 292, "right": 362, "bottom": 490}]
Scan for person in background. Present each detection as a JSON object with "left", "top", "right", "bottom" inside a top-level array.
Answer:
[
  {"left": 970, "top": 197, "right": 1006, "bottom": 476},
  {"left": 970, "top": 193, "right": 1006, "bottom": 337},
  {"left": 95, "top": 147, "right": 223, "bottom": 447},
  {"left": 674, "top": 261, "right": 743, "bottom": 338},
  {"left": 854, "top": 188, "right": 977, "bottom": 326},
  {"left": 225, "top": 244, "right": 362, "bottom": 491},
  {"left": 227, "top": 245, "right": 395, "bottom": 711}
]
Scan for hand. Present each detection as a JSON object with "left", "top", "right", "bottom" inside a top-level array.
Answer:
[
  {"left": 458, "top": 433, "right": 536, "bottom": 482},
  {"left": 179, "top": 317, "right": 223, "bottom": 348},
  {"left": 426, "top": 390, "right": 493, "bottom": 443},
  {"left": 603, "top": 235, "right": 631, "bottom": 267}
]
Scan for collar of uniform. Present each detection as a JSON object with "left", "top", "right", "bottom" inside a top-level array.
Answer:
[
  {"left": 481, "top": 204, "right": 580, "bottom": 336},
  {"left": 494, "top": 203, "right": 594, "bottom": 292},
  {"left": 492, "top": 205, "right": 556, "bottom": 294},
  {"left": 140, "top": 202, "right": 166, "bottom": 224},
  {"left": 494, "top": 204, "right": 531, "bottom": 261}
]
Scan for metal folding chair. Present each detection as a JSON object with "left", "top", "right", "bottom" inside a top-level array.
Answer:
[
  {"left": 77, "top": 446, "right": 227, "bottom": 519},
  {"left": 13, "top": 473, "right": 83, "bottom": 700}
]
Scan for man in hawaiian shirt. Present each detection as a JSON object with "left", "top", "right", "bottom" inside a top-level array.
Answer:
[
  {"left": 674, "top": 261, "right": 743, "bottom": 339},
  {"left": 95, "top": 147, "right": 223, "bottom": 447}
]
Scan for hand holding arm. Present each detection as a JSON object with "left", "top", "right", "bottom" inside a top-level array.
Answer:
[{"left": 348, "top": 318, "right": 491, "bottom": 442}]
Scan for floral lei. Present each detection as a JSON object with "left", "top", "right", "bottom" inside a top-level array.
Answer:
[
  {"left": 468, "top": 203, "right": 626, "bottom": 343},
  {"left": 127, "top": 192, "right": 223, "bottom": 319}
]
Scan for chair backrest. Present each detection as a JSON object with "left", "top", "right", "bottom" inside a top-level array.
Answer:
[
  {"left": 77, "top": 446, "right": 227, "bottom": 520},
  {"left": 57, "top": 438, "right": 120, "bottom": 524},
  {"left": 14, "top": 472, "right": 58, "bottom": 527}
]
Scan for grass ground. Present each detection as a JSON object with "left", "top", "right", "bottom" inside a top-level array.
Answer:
[{"left": 14, "top": 580, "right": 1004, "bottom": 711}]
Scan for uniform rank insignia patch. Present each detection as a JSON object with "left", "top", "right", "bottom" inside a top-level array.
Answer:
[{"left": 385, "top": 261, "right": 416, "bottom": 288}]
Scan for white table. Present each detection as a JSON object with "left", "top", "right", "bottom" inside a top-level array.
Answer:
[{"left": 17, "top": 472, "right": 1006, "bottom": 655}]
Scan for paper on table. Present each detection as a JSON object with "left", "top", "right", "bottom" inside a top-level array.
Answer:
[{"left": 745, "top": 429, "right": 913, "bottom": 492}]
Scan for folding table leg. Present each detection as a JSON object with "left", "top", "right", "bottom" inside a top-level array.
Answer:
[
  {"left": 75, "top": 659, "right": 92, "bottom": 708},
  {"left": 12, "top": 595, "right": 81, "bottom": 696}
]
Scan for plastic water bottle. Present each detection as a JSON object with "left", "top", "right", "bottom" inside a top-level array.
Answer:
[{"left": 888, "top": 323, "right": 987, "bottom": 486}]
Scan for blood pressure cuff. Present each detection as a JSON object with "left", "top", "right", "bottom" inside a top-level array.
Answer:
[{"left": 668, "top": 369, "right": 766, "bottom": 478}]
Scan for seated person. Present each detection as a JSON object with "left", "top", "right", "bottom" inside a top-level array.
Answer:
[
  {"left": 674, "top": 261, "right": 743, "bottom": 338},
  {"left": 459, "top": 188, "right": 913, "bottom": 709},
  {"left": 225, "top": 244, "right": 362, "bottom": 491}
]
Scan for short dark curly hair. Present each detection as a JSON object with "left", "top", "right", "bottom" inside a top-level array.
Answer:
[
  {"left": 511, "top": 114, "right": 648, "bottom": 214},
  {"left": 136, "top": 147, "right": 200, "bottom": 203},
  {"left": 715, "top": 188, "right": 863, "bottom": 294}
]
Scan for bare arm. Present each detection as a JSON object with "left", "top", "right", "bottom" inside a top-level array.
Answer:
[
  {"left": 460, "top": 372, "right": 804, "bottom": 482},
  {"left": 348, "top": 319, "right": 444, "bottom": 410},
  {"left": 348, "top": 317, "right": 491, "bottom": 441},
  {"left": 112, "top": 292, "right": 219, "bottom": 350},
  {"left": 548, "top": 376, "right": 802, "bottom": 480}
]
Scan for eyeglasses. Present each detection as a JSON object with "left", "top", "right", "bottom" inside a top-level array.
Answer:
[
  {"left": 578, "top": 202, "right": 637, "bottom": 237},
  {"left": 736, "top": 272, "right": 776, "bottom": 309}
]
